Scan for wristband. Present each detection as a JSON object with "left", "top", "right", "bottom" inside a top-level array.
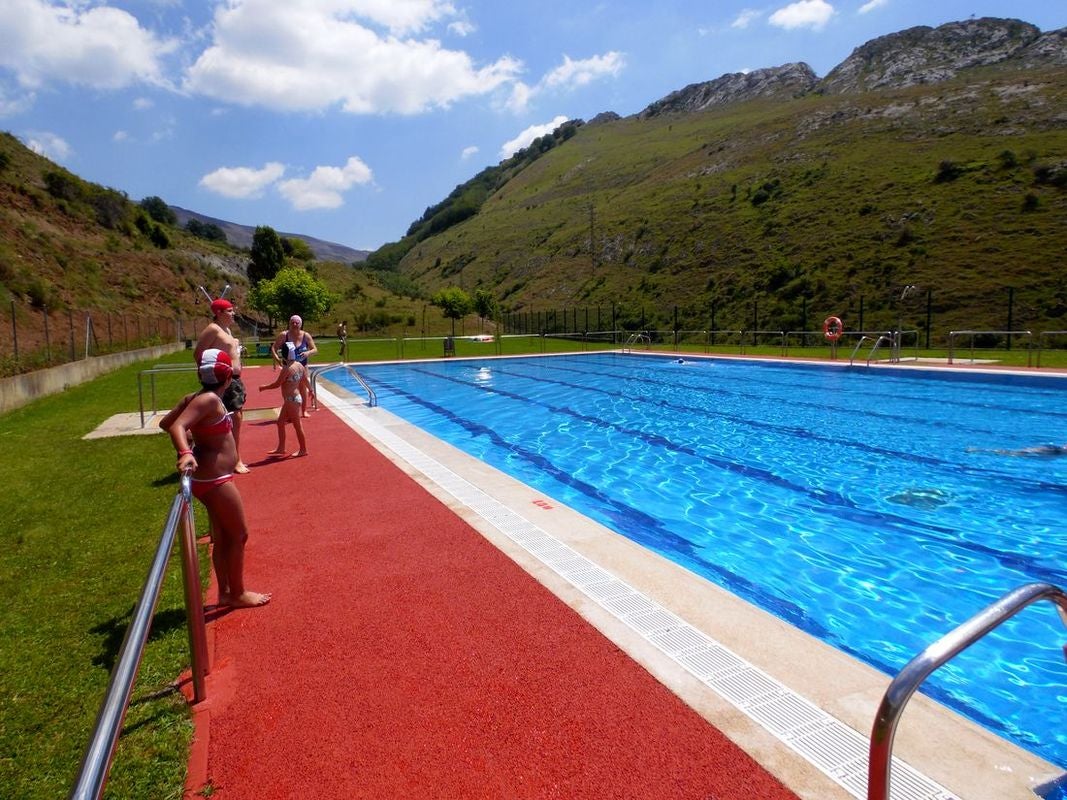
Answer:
[{"left": 177, "top": 449, "right": 193, "bottom": 457}]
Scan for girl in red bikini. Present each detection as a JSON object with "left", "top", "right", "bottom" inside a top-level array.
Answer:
[{"left": 160, "top": 348, "right": 270, "bottom": 608}]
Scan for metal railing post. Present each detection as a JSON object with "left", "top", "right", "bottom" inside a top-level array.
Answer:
[
  {"left": 69, "top": 477, "right": 210, "bottom": 799},
  {"left": 867, "top": 583, "right": 1067, "bottom": 800},
  {"left": 177, "top": 477, "right": 208, "bottom": 702}
]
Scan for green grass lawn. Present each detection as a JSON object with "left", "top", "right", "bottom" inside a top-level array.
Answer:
[
  {"left": 2, "top": 338, "right": 1064, "bottom": 798},
  {"left": 0, "top": 349, "right": 204, "bottom": 800}
]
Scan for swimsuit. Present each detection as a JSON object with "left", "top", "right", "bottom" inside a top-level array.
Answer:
[
  {"left": 284, "top": 364, "right": 304, "bottom": 404},
  {"left": 189, "top": 412, "right": 233, "bottom": 438},
  {"left": 190, "top": 474, "right": 234, "bottom": 500},
  {"left": 284, "top": 332, "right": 310, "bottom": 365}
]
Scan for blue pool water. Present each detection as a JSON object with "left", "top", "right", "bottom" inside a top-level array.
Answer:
[{"left": 341, "top": 353, "right": 1067, "bottom": 768}]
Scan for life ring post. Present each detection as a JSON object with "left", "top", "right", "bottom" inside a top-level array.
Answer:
[{"left": 823, "top": 316, "right": 844, "bottom": 357}]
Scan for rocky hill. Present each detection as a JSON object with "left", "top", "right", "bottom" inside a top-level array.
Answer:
[
  {"left": 640, "top": 63, "right": 818, "bottom": 118},
  {"left": 639, "top": 17, "right": 1065, "bottom": 116}
]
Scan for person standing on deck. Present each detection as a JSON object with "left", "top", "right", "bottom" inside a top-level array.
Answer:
[
  {"left": 337, "top": 320, "right": 348, "bottom": 360},
  {"left": 195, "top": 298, "right": 249, "bottom": 474},
  {"left": 272, "top": 315, "right": 318, "bottom": 417}
]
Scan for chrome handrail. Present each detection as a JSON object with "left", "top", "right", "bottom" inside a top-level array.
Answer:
[
  {"left": 867, "top": 582, "right": 1067, "bottom": 800},
  {"left": 1036, "top": 330, "right": 1067, "bottom": 368},
  {"left": 947, "top": 330, "right": 1033, "bottom": 366},
  {"left": 866, "top": 334, "right": 893, "bottom": 366},
  {"left": 69, "top": 475, "right": 208, "bottom": 800},
  {"left": 311, "top": 364, "right": 377, "bottom": 407},
  {"left": 137, "top": 365, "right": 196, "bottom": 427},
  {"left": 349, "top": 367, "right": 378, "bottom": 407}
]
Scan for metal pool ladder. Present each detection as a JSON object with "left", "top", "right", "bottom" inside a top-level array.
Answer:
[
  {"left": 867, "top": 582, "right": 1067, "bottom": 800},
  {"left": 311, "top": 364, "right": 377, "bottom": 407},
  {"left": 622, "top": 331, "right": 651, "bottom": 352},
  {"left": 849, "top": 333, "right": 894, "bottom": 366}
]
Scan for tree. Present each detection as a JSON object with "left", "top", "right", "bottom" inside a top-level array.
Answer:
[
  {"left": 138, "top": 196, "right": 176, "bottom": 225},
  {"left": 249, "top": 267, "right": 333, "bottom": 324},
  {"left": 430, "top": 286, "right": 473, "bottom": 336},
  {"left": 282, "top": 236, "right": 315, "bottom": 262},
  {"left": 248, "top": 225, "right": 285, "bottom": 285},
  {"left": 472, "top": 289, "right": 497, "bottom": 331}
]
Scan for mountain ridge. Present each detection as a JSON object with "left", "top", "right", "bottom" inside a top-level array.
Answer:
[
  {"left": 640, "top": 17, "right": 1065, "bottom": 117},
  {"left": 168, "top": 205, "right": 368, "bottom": 264}
]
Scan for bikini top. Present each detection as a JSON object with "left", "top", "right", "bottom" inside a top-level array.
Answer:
[{"left": 189, "top": 412, "right": 233, "bottom": 438}]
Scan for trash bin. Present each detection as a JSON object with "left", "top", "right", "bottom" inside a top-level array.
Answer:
[{"left": 443, "top": 336, "right": 455, "bottom": 357}]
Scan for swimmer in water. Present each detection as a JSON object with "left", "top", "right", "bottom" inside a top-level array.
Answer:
[{"left": 968, "top": 443, "right": 1067, "bottom": 457}]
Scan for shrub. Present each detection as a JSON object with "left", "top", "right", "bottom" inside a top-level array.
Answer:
[{"left": 934, "top": 160, "right": 964, "bottom": 183}]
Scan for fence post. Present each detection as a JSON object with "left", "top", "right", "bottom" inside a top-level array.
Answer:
[
  {"left": 1006, "top": 287, "right": 1014, "bottom": 351},
  {"left": 68, "top": 309, "right": 76, "bottom": 361},
  {"left": 43, "top": 306, "right": 51, "bottom": 362},
  {"left": 925, "top": 289, "right": 932, "bottom": 350},
  {"left": 10, "top": 299, "right": 18, "bottom": 364}
]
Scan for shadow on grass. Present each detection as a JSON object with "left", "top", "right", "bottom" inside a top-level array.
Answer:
[
  {"left": 90, "top": 606, "right": 190, "bottom": 673},
  {"left": 152, "top": 472, "right": 180, "bottom": 489}
]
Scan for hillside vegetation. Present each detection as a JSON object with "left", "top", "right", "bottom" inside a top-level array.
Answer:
[
  {"left": 0, "top": 133, "right": 251, "bottom": 319},
  {"left": 379, "top": 18, "right": 1067, "bottom": 341},
  {"left": 397, "top": 63, "right": 1067, "bottom": 337}
]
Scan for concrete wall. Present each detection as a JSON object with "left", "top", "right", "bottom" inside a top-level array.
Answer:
[{"left": 0, "top": 342, "right": 186, "bottom": 416}]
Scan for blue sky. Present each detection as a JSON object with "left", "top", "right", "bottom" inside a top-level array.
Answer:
[{"left": 1, "top": 1, "right": 1063, "bottom": 252}]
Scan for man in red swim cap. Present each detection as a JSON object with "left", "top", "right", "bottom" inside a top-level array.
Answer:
[{"left": 194, "top": 298, "right": 250, "bottom": 473}]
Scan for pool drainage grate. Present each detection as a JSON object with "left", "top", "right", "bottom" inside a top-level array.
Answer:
[{"left": 323, "top": 390, "right": 958, "bottom": 800}]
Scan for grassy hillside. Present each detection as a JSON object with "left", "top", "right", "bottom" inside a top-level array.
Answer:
[
  {"left": 0, "top": 133, "right": 251, "bottom": 317},
  {"left": 397, "top": 65, "right": 1067, "bottom": 339}
]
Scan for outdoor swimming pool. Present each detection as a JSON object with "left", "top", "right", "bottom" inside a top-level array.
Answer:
[{"left": 341, "top": 353, "right": 1067, "bottom": 769}]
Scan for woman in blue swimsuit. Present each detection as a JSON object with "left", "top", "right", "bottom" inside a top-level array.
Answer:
[{"left": 160, "top": 348, "right": 270, "bottom": 608}]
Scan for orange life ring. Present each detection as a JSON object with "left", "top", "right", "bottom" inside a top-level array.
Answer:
[{"left": 823, "top": 316, "right": 843, "bottom": 342}]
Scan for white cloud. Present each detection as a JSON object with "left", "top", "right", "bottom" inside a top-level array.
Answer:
[
  {"left": 183, "top": 0, "right": 522, "bottom": 114},
  {"left": 461, "top": 145, "right": 479, "bottom": 160},
  {"left": 542, "top": 52, "right": 624, "bottom": 90},
  {"left": 344, "top": 0, "right": 458, "bottom": 36},
  {"left": 448, "top": 20, "right": 475, "bottom": 37},
  {"left": 199, "top": 162, "right": 286, "bottom": 199},
  {"left": 506, "top": 52, "right": 624, "bottom": 114},
  {"left": 504, "top": 81, "right": 534, "bottom": 114},
  {"left": 277, "top": 156, "right": 374, "bottom": 210},
  {"left": 769, "top": 0, "right": 836, "bottom": 30},
  {"left": 0, "top": 85, "right": 35, "bottom": 117},
  {"left": 0, "top": 0, "right": 176, "bottom": 90},
  {"left": 22, "top": 130, "right": 71, "bottom": 161},
  {"left": 113, "top": 130, "right": 129, "bottom": 142},
  {"left": 858, "top": 0, "right": 889, "bottom": 13},
  {"left": 731, "top": 9, "right": 762, "bottom": 29},
  {"left": 133, "top": 97, "right": 154, "bottom": 110},
  {"left": 499, "top": 115, "right": 568, "bottom": 160}
]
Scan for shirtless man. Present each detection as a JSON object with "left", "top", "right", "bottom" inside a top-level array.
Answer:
[{"left": 195, "top": 298, "right": 250, "bottom": 473}]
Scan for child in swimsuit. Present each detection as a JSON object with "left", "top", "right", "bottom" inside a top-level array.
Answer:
[
  {"left": 259, "top": 349, "right": 309, "bottom": 458},
  {"left": 159, "top": 348, "right": 270, "bottom": 609}
]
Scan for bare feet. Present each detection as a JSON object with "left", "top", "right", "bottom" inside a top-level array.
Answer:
[
  {"left": 221, "top": 591, "right": 271, "bottom": 607},
  {"left": 301, "top": 413, "right": 311, "bottom": 418},
  {"left": 235, "top": 462, "right": 251, "bottom": 474},
  {"left": 266, "top": 449, "right": 286, "bottom": 456},
  {"left": 291, "top": 450, "right": 308, "bottom": 458}
]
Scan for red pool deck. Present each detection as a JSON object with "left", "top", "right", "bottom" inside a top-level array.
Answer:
[{"left": 181, "top": 368, "right": 799, "bottom": 799}]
